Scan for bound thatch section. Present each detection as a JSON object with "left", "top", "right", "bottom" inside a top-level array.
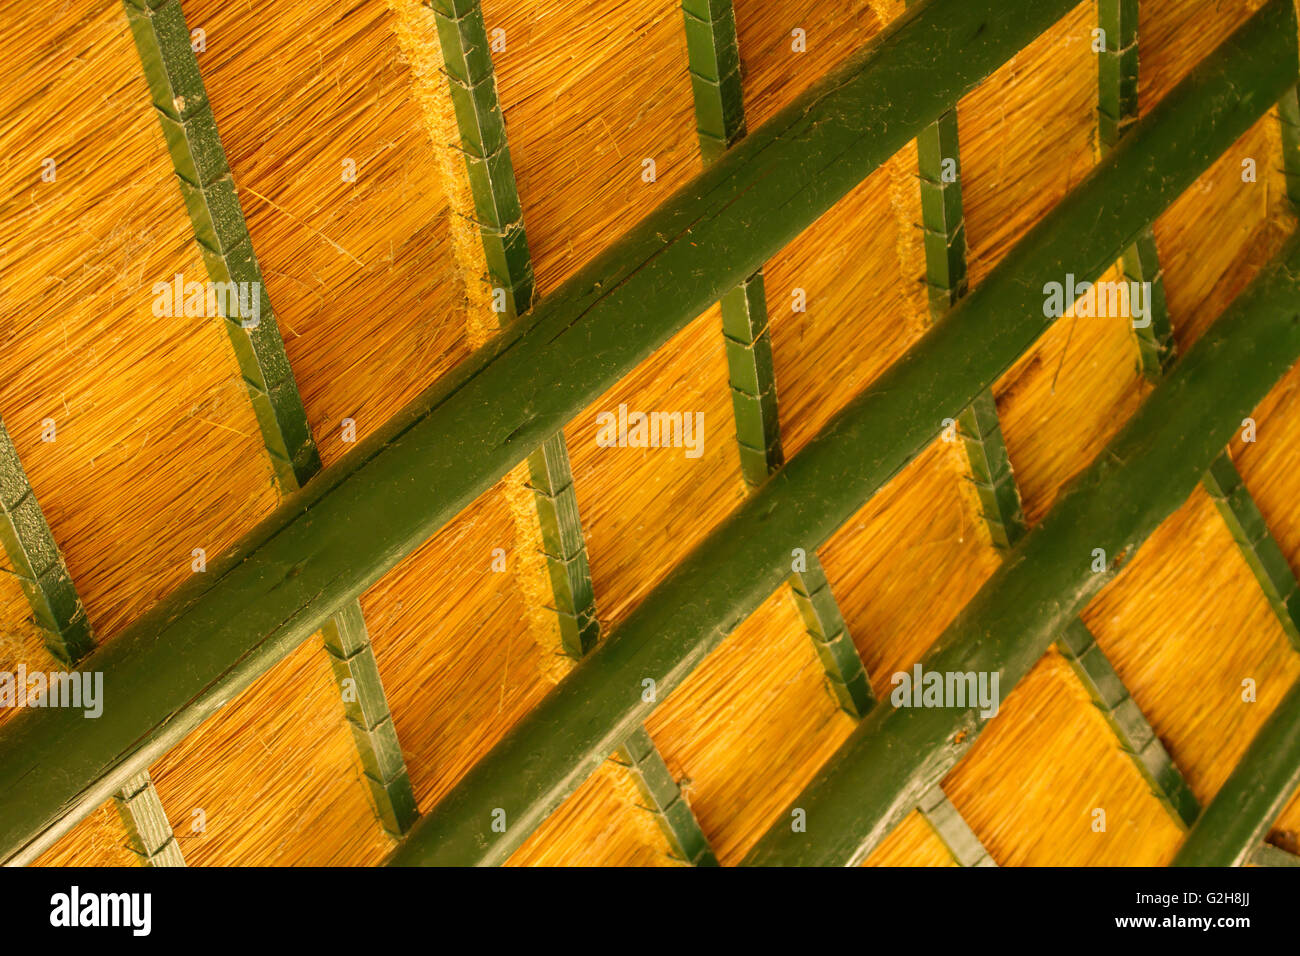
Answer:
[{"left": 4, "top": 0, "right": 1300, "bottom": 869}]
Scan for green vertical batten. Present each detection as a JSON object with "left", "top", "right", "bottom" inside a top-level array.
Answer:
[
  {"left": 1097, "top": 0, "right": 1174, "bottom": 378},
  {"left": 1056, "top": 620, "right": 1199, "bottom": 826},
  {"left": 114, "top": 770, "right": 185, "bottom": 866},
  {"left": 0, "top": 420, "right": 93, "bottom": 664},
  {"left": 906, "top": 0, "right": 1027, "bottom": 552},
  {"left": 1280, "top": 85, "right": 1300, "bottom": 208},
  {"left": 791, "top": 561, "right": 874, "bottom": 717},
  {"left": 124, "top": 0, "right": 416, "bottom": 836},
  {"left": 917, "top": 786, "right": 996, "bottom": 867},
  {"left": 1202, "top": 454, "right": 1300, "bottom": 650},
  {"left": 615, "top": 727, "right": 717, "bottom": 866},
  {"left": 683, "top": 0, "right": 870, "bottom": 717},
  {"left": 1173, "top": 676, "right": 1300, "bottom": 866},
  {"left": 431, "top": 0, "right": 600, "bottom": 660},
  {"left": 122, "top": 0, "right": 319, "bottom": 492},
  {"left": 1250, "top": 843, "right": 1300, "bottom": 866},
  {"left": 0, "top": 420, "right": 184, "bottom": 866}
]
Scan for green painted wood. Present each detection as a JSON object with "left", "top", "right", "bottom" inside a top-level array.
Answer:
[
  {"left": 682, "top": 0, "right": 746, "bottom": 165},
  {"left": 791, "top": 560, "right": 874, "bottom": 717},
  {"left": 431, "top": 0, "right": 532, "bottom": 320},
  {"left": 616, "top": 727, "right": 718, "bottom": 866},
  {"left": 957, "top": 388, "right": 1027, "bottom": 553},
  {"left": 123, "top": 0, "right": 417, "bottom": 837},
  {"left": 1250, "top": 843, "right": 1300, "bottom": 866},
  {"left": 1202, "top": 453, "right": 1300, "bottom": 650},
  {"left": 0, "top": 0, "right": 1138, "bottom": 863},
  {"left": 917, "top": 785, "right": 995, "bottom": 867},
  {"left": 0, "top": 419, "right": 93, "bottom": 665},
  {"left": 742, "top": 225, "right": 1300, "bottom": 866},
  {"left": 123, "top": 0, "right": 319, "bottom": 491},
  {"left": 114, "top": 770, "right": 185, "bottom": 867},
  {"left": 1173, "top": 676, "right": 1300, "bottom": 866},
  {"left": 0, "top": 420, "right": 185, "bottom": 866},
  {"left": 1096, "top": 0, "right": 1174, "bottom": 378},
  {"left": 1056, "top": 619, "right": 1199, "bottom": 826},
  {"left": 384, "top": 8, "right": 1299, "bottom": 866},
  {"left": 1279, "top": 84, "right": 1300, "bottom": 208}
]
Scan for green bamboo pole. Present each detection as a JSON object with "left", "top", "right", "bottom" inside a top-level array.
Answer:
[
  {"left": 615, "top": 727, "right": 717, "bottom": 866},
  {"left": 684, "top": 0, "right": 872, "bottom": 717},
  {"left": 1173, "top": 676, "right": 1300, "bottom": 866},
  {"left": 385, "top": 7, "right": 1299, "bottom": 865},
  {"left": 917, "top": 785, "right": 996, "bottom": 867},
  {"left": 123, "top": 0, "right": 416, "bottom": 836},
  {"left": 0, "top": 0, "right": 1130, "bottom": 863},
  {"left": 0, "top": 420, "right": 184, "bottom": 866},
  {"left": 1056, "top": 620, "right": 1199, "bottom": 826},
  {"left": 743, "top": 225, "right": 1300, "bottom": 866},
  {"left": 1097, "top": 0, "right": 1175, "bottom": 379}
]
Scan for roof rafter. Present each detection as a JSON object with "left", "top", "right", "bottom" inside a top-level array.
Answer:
[
  {"left": 384, "top": 7, "right": 1297, "bottom": 863},
  {"left": 123, "top": 0, "right": 417, "bottom": 837}
]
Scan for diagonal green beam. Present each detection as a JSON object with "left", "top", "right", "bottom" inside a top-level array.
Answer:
[
  {"left": 917, "top": 785, "right": 996, "bottom": 867},
  {"left": 683, "top": 0, "right": 871, "bottom": 717},
  {"left": 123, "top": 0, "right": 416, "bottom": 837},
  {"left": 0, "top": 0, "right": 1121, "bottom": 863},
  {"left": 384, "top": 7, "right": 1299, "bottom": 865},
  {"left": 746, "top": 225, "right": 1300, "bottom": 866},
  {"left": 435, "top": 0, "right": 710, "bottom": 860},
  {"left": 1173, "top": 675, "right": 1300, "bottom": 866},
  {"left": 1056, "top": 619, "right": 1199, "bottom": 826},
  {"left": 1098, "top": 0, "right": 1174, "bottom": 378},
  {"left": 0, "top": 420, "right": 183, "bottom": 866},
  {"left": 1278, "top": 84, "right": 1300, "bottom": 209}
]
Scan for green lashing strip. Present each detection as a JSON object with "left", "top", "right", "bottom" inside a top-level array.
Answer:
[
  {"left": 431, "top": 0, "right": 600, "bottom": 661},
  {"left": 0, "top": 421, "right": 93, "bottom": 664},
  {"left": 903, "top": 0, "right": 1027, "bottom": 552},
  {"left": 917, "top": 786, "right": 996, "bottom": 867},
  {"left": 616, "top": 727, "right": 718, "bottom": 866},
  {"left": 1097, "top": 0, "right": 1174, "bottom": 378},
  {"left": 1281, "top": 85, "right": 1300, "bottom": 208},
  {"left": 0, "top": 421, "right": 183, "bottom": 866},
  {"left": 682, "top": 0, "right": 868, "bottom": 718},
  {"left": 114, "top": 771, "right": 185, "bottom": 867},
  {"left": 791, "top": 560, "right": 874, "bottom": 717},
  {"left": 1202, "top": 454, "right": 1300, "bottom": 650},
  {"left": 1056, "top": 620, "right": 1199, "bottom": 827},
  {"left": 123, "top": 0, "right": 318, "bottom": 493},
  {"left": 124, "top": 0, "right": 415, "bottom": 836},
  {"left": 430, "top": 0, "right": 531, "bottom": 320}
]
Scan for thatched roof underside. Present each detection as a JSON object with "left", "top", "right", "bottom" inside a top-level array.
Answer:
[{"left": 3, "top": 0, "right": 1300, "bottom": 866}]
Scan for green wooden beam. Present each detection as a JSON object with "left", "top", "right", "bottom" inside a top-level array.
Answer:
[
  {"left": 615, "top": 727, "right": 717, "bottom": 866},
  {"left": 1097, "top": 0, "right": 1174, "bottom": 378},
  {"left": 1056, "top": 619, "right": 1199, "bottom": 826},
  {"left": 1173, "top": 676, "right": 1300, "bottom": 866},
  {"left": 0, "top": 420, "right": 184, "bottom": 866},
  {"left": 123, "top": 0, "right": 416, "bottom": 837},
  {"left": 0, "top": 0, "right": 1147, "bottom": 863},
  {"left": 917, "top": 785, "right": 996, "bottom": 867},
  {"left": 742, "top": 224, "right": 1300, "bottom": 866},
  {"left": 383, "top": 8, "right": 1298, "bottom": 865}
]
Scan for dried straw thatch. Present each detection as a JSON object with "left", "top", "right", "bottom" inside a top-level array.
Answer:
[{"left": 5, "top": 0, "right": 1300, "bottom": 869}]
